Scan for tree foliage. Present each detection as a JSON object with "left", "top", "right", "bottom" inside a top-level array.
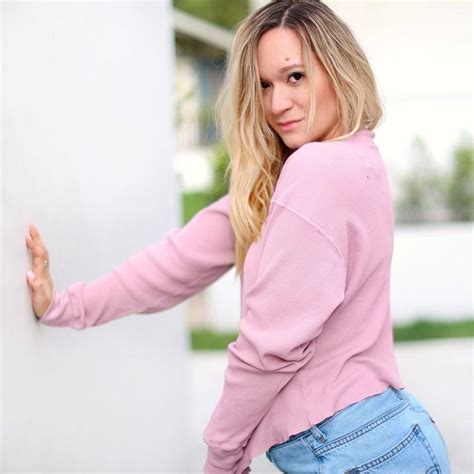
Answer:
[
  {"left": 395, "top": 132, "right": 473, "bottom": 224},
  {"left": 173, "top": 0, "right": 249, "bottom": 30},
  {"left": 445, "top": 133, "right": 474, "bottom": 221},
  {"left": 395, "top": 136, "right": 446, "bottom": 223},
  {"left": 207, "top": 140, "right": 230, "bottom": 202},
  {"left": 173, "top": 0, "right": 249, "bottom": 57}
]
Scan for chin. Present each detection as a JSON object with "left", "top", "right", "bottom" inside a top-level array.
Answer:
[{"left": 282, "top": 136, "right": 306, "bottom": 150}]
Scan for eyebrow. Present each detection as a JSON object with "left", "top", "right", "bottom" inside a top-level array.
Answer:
[
  {"left": 260, "top": 63, "right": 304, "bottom": 81},
  {"left": 279, "top": 63, "right": 303, "bottom": 73}
]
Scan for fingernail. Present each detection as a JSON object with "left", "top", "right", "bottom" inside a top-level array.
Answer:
[{"left": 27, "top": 270, "right": 36, "bottom": 280}]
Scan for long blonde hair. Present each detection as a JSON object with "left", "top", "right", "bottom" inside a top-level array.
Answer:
[{"left": 215, "top": 0, "right": 384, "bottom": 277}]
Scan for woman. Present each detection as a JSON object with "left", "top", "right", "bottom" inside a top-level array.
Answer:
[{"left": 26, "top": 0, "right": 451, "bottom": 473}]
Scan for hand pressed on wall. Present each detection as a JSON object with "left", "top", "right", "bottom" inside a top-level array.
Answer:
[{"left": 25, "top": 224, "right": 54, "bottom": 319}]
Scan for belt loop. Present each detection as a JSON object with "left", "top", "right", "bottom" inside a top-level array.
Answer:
[
  {"left": 310, "top": 424, "right": 326, "bottom": 443},
  {"left": 392, "top": 386, "right": 407, "bottom": 401}
]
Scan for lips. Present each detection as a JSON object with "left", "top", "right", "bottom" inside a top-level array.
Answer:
[
  {"left": 278, "top": 119, "right": 302, "bottom": 126},
  {"left": 277, "top": 118, "right": 302, "bottom": 132}
]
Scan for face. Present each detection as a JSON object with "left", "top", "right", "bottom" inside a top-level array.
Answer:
[{"left": 257, "top": 27, "right": 341, "bottom": 149}]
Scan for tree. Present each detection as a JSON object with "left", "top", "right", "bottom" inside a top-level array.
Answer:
[
  {"left": 395, "top": 136, "right": 446, "bottom": 224},
  {"left": 207, "top": 140, "right": 230, "bottom": 202},
  {"left": 173, "top": 0, "right": 249, "bottom": 58},
  {"left": 180, "top": 141, "right": 230, "bottom": 225},
  {"left": 445, "top": 132, "right": 474, "bottom": 221},
  {"left": 173, "top": 0, "right": 249, "bottom": 30}
]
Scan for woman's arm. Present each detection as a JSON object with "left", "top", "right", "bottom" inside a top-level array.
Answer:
[
  {"left": 202, "top": 201, "right": 346, "bottom": 473},
  {"left": 39, "top": 194, "right": 235, "bottom": 330}
]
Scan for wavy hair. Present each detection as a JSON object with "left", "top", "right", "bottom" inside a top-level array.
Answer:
[{"left": 215, "top": 0, "right": 384, "bottom": 276}]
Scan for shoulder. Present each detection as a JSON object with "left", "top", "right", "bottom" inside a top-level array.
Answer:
[
  {"left": 282, "top": 140, "right": 358, "bottom": 179},
  {"left": 273, "top": 140, "right": 358, "bottom": 204}
]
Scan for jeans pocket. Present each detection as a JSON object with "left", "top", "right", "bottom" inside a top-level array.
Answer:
[
  {"left": 343, "top": 423, "right": 442, "bottom": 473},
  {"left": 406, "top": 395, "right": 449, "bottom": 457}
]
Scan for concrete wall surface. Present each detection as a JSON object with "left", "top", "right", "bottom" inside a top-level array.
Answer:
[{"left": 2, "top": 1, "right": 191, "bottom": 471}]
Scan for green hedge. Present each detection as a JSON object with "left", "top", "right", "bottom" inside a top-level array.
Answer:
[
  {"left": 393, "top": 317, "right": 474, "bottom": 342},
  {"left": 190, "top": 317, "right": 474, "bottom": 351},
  {"left": 180, "top": 191, "right": 214, "bottom": 224}
]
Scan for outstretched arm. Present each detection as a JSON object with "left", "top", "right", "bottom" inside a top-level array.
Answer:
[
  {"left": 202, "top": 201, "right": 346, "bottom": 473},
  {"left": 39, "top": 194, "right": 235, "bottom": 330}
]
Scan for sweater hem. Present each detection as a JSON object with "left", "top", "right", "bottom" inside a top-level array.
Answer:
[{"left": 235, "top": 379, "right": 406, "bottom": 473}]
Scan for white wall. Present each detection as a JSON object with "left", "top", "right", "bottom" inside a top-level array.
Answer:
[
  {"left": 390, "top": 222, "right": 473, "bottom": 323},
  {"left": 2, "top": 1, "right": 191, "bottom": 471},
  {"left": 209, "top": 222, "right": 473, "bottom": 331}
]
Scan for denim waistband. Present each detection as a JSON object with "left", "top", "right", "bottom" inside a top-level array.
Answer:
[{"left": 305, "top": 386, "right": 410, "bottom": 445}]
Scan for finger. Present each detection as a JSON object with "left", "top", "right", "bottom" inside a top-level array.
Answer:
[
  {"left": 32, "top": 257, "right": 50, "bottom": 277},
  {"left": 26, "top": 233, "right": 38, "bottom": 251},
  {"left": 29, "top": 224, "right": 38, "bottom": 240},
  {"left": 32, "top": 232, "right": 49, "bottom": 263},
  {"left": 28, "top": 226, "right": 50, "bottom": 277},
  {"left": 32, "top": 243, "right": 48, "bottom": 261},
  {"left": 29, "top": 272, "right": 48, "bottom": 293},
  {"left": 29, "top": 224, "right": 46, "bottom": 247},
  {"left": 26, "top": 270, "right": 39, "bottom": 289},
  {"left": 29, "top": 242, "right": 49, "bottom": 274},
  {"left": 28, "top": 231, "right": 49, "bottom": 260}
]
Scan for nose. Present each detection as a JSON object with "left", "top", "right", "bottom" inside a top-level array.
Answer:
[{"left": 270, "top": 85, "right": 292, "bottom": 116}]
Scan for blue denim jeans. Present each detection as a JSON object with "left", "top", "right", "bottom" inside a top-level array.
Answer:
[{"left": 265, "top": 386, "right": 450, "bottom": 473}]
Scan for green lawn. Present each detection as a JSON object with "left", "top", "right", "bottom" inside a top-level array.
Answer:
[
  {"left": 393, "top": 317, "right": 474, "bottom": 342},
  {"left": 190, "top": 317, "right": 474, "bottom": 351}
]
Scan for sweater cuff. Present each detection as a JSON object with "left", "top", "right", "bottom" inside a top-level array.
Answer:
[{"left": 204, "top": 445, "right": 246, "bottom": 474}]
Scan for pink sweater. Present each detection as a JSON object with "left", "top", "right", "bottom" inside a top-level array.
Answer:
[{"left": 39, "top": 129, "right": 405, "bottom": 473}]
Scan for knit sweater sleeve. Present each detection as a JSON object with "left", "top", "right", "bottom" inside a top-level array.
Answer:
[
  {"left": 202, "top": 200, "right": 347, "bottom": 473},
  {"left": 38, "top": 194, "right": 234, "bottom": 330}
]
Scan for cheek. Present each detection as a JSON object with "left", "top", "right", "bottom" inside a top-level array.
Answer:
[
  {"left": 318, "top": 78, "right": 336, "bottom": 106},
  {"left": 295, "top": 86, "right": 311, "bottom": 112},
  {"left": 263, "top": 97, "right": 272, "bottom": 121}
]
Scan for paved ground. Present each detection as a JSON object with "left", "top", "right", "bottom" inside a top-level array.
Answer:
[{"left": 189, "top": 337, "right": 473, "bottom": 473}]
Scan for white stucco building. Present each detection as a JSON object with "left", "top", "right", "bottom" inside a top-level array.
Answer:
[{"left": 2, "top": 1, "right": 191, "bottom": 471}]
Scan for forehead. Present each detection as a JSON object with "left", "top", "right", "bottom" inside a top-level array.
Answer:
[{"left": 256, "top": 27, "right": 303, "bottom": 73}]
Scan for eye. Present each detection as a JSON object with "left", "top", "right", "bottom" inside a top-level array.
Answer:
[
  {"left": 260, "top": 72, "right": 305, "bottom": 90},
  {"left": 289, "top": 72, "right": 304, "bottom": 83}
]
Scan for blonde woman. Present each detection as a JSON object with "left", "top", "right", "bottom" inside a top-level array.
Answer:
[{"left": 26, "top": 0, "right": 451, "bottom": 472}]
